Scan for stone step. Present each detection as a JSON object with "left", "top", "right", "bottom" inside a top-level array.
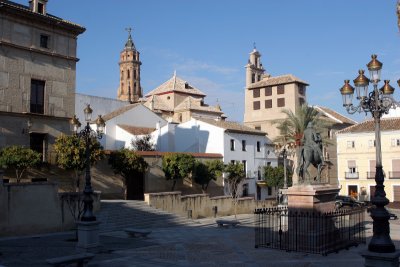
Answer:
[{"left": 97, "top": 200, "right": 196, "bottom": 233}]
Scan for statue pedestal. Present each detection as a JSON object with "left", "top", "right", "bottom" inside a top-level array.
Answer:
[
  {"left": 76, "top": 221, "right": 100, "bottom": 252},
  {"left": 287, "top": 184, "right": 340, "bottom": 212}
]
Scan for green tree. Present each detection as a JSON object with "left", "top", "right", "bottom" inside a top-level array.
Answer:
[
  {"left": 0, "top": 146, "right": 41, "bottom": 183},
  {"left": 54, "top": 134, "right": 104, "bottom": 192},
  {"left": 108, "top": 148, "right": 148, "bottom": 199},
  {"left": 224, "top": 162, "right": 246, "bottom": 218},
  {"left": 263, "top": 165, "right": 292, "bottom": 192},
  {"left": 162, "top": 153, "right": 195, "bottom": 191},
  {"left": 273, "top": 104, "right": 328, "bottom": 145},
  {"left": 193, "top": 159, "right": 224, "bottom": 192},
  {"left": 131, "top": 134, "right": 155, "bottom": 151}
]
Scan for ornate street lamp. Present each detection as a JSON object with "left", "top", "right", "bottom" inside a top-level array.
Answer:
[
  {"left": 339, "top": 55, "right": 400, "bottom": 253},
  {"left": 70, "top": 104, "right": 105, "bottom": 221}
]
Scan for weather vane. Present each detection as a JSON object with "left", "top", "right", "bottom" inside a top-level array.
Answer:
[{"left": 125, "top": 27, "right": 132, "bottom": 35}]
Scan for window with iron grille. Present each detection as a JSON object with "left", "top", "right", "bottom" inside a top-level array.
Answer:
[
  {"left": 277, "top": 85, "right": 285, "bottom": 94},
  {"left": 253, "top": 101, "right": 260, "bottom": 110},
  {"left": 265, "top": 99, "right": 272, "bottom": 109},
  {"left": 253, "top": 89, "right": 260, "bottom": 98},
  {"left": 277, "top": 98, "right": 285, "bottom": 107},
  {"left": 265, "top": 86, "right": 272, "bottom": 96}
]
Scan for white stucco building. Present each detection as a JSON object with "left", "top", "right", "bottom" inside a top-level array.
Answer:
[
  {"left": 91, "top": 103, "right": 167, "bottom": 151},
  {"left": 154, "top": 118, "right": 277, "bottom": 200}
]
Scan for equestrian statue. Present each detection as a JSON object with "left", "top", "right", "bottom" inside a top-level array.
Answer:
[{"left": 296, "top": 122, "right": 325, "bottom": 184}]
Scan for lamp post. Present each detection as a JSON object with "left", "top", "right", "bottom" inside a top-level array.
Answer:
[
  {"left": 70, "top": 104, "right": 105, "bottom": 222},
  {"left": 274, "top": 142, "right": 295, "bottom": 205},
  {"left": 339, "top": 54, "right": 400, "bottom": 253}
]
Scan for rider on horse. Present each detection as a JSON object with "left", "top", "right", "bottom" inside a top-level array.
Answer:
[
  {"left": 297, "top": 122, "right": 324, "bottom": 183},
  {"left": 302, "top": 122, "right": 323, "bottom": 161}
]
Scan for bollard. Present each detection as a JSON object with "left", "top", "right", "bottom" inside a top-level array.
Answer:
[{"left": 212, "top": 206, "right": 218, "bottom": 218}]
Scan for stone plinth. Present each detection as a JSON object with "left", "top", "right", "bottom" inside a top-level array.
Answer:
[
  {"left": 361, "top": 250, "right": 400, "bottom": 267},
  {"left": 76, "top": 221, "right": 100, "bottom": 252},
  {"left": 287, "top": 184, "right": 340, "bottom": 212}
]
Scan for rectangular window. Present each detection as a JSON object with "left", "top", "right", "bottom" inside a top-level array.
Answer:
[
  {"left": 391, "top": 138, "right": 400, "bottom": 146},
  {"left": 299, "top": 97, "right": 305, "bottom": 106},
  {"left": 242, "top": 140, "right": 246, "bottom": 151},
  {"left": 267, "top": 186, "right": 272, "bottom": 196},
  {"left": 242, "top": 160, "right": 247, "bottom": 174},
  {"left": 265, "top": 86, "right": 272, "bottom": 96},
  {"left": 37, "top": 3, "right": 44, "bottom": 14},
  {"left": 258, "top": 75, "right": 261, "bottom": 82},
  {"left": 257, "top": 141, "right": 261, "bottom": 152},
  {"left": 277, "top": 85, "right": 285, "bottom": 94},
  {"left": 231, "top": 160, "right": 235, "bottom": 164},
  {"left": 255, "top": 126, "right": 261, "bottom": 130},
  {"left": 277, "top": 98, "right": 285, "bottom": 107},
  {"left": 253, "top": 89, "right": 260, "bottom": 98},
  {"left": 40, "top": 34, "right": 49, "bottom": 48},
  {"left": 267, "top": 162, "right": 271, "bottom": 166},
  {"left": 347, "top": 141, "right": 355, "bottom": 148},
  {"left": 230, "top": 139, "right": 235, "bottom": 151},
  {"left": 253, "top": 101, "right": 260, "bottom": 110},
  {"left": 265, "top": 99, "right": 272, "bottom": 109},
  {"left": 257, "top": 169, "right": 261, "bottom": 180},
  {"left": 30, "top": 79, "right": 45, "bottom": 114},
  {"left": 368, "top": 140, "right": 376, "bottom": 148},
  {"left": 251, "top": 74, "right": 255, "bottom": 83},
  {"left": 298, "top": 84, "right": 306, "bottom": 96}
]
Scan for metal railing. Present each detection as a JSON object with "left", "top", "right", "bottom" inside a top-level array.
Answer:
[
  {"left": 345, "top": 172, "right": 359, "bottom": 179},
  {"left": 254, "top": 206, "right": 366, "bottom": 255},
  {"left": 389, "top": 171, "right": 400, "bottom": 179},
  {"left": 367, "top": 172, "right": 376, "bottom": 179}
]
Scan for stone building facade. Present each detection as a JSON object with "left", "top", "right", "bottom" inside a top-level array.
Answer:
[{"left": 0, "top": 0, "right": 85, "bottom": 162}]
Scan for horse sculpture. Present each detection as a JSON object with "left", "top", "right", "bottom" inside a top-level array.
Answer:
[{"left": 296, "top": 124, "right": 325, "bottom": 184}]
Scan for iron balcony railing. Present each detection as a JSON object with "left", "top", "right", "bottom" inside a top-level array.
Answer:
[
  {"left": 389, "top": 171, "right": 400, "bottom": 179},
  {"left": 345, "top": 172, "right": 359, "bottom": 179},
  {"left": 254, "top": 206, "right": 366, "bottom": 256},
  {"left": 367, "top": 172, "right": 376, "bottom": 179}
]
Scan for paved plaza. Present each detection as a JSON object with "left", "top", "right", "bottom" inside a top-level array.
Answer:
[{"left": 1, "top": 202, "right": 400, "bottom": 267}]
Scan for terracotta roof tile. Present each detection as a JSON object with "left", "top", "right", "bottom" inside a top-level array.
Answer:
[
  {"left": 174, "top": 97, "right": 223, "bottom": 114},
  {"left": 197, "top": 118, "right": 267, "bottom": 136},
  {"left": 102, "top": 103, "right": 141, "bottom": 122},
  {"left": 337, "top": 117, "right": 400, "bottom": 134},
  {"left": 145, "top": 74, "right": 206, "bottom": 97},
  {"left": 248, "top": 74, "right": 309, "bottom": 89},
  {"left": 117, "top": 125, "right": 155, "bottom": 135},
  {"left": 315, "top": 106, "right": 357, "bottom": 125},
  {"left": 144, "top": 95, "right": 173, "bottom": 112}
]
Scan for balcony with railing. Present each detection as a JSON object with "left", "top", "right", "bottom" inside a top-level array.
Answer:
[
  {"left": 345, "top": 172, "right": 359, "bottom": 179},
  {"left": 367, "top": 172, "right": 376, "bottom": 179},
  {"left": 389, "top": 171, "right": 400, "bottom": 179}
]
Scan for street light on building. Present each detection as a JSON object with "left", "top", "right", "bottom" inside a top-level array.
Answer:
[
  {"left": 339, "top": 54, "right": 400, "bottom": 253},
  {"left": 70, "top": 104, "right": 105, "bottom": 221}
]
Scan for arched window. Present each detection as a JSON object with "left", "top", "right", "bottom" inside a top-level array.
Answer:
[
  {"left": 134, "top": 82, "right": 137, "bottom": 93},
  {"left": 134, "top": 69, "right": 137, "bottom": 79},
  {"left": 121, "top": 71, "right": 124, "bottom": 80},
  {"left": 127, "top": 70, "right": 130, "bottom": 79}
]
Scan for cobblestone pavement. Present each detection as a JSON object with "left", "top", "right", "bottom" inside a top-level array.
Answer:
[{"left": 1, "top": 212, "right": 400, "bottom": 267}]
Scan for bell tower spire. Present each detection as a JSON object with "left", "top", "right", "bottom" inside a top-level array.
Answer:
[
  {"left": 117, "top": 27, "right": 142, "bottom": 103},
  {"left": 245, "top": 44, "right": 266, "bottom": 88}
]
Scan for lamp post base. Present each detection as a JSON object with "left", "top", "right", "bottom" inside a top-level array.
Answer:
[
  {"left": 76, "top": 220, "right": 101, "bottom": 252},
  {"left": 361, "top": 250, "right": 400, "bottom": 267}
]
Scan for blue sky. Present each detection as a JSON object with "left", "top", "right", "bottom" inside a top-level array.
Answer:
[{"left": 20, "top": 0, "right": 400, "bottom": 122}]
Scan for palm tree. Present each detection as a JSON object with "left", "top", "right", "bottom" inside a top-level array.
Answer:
[{"left": 273, "top": 104, "right": 332, "bottom": 183}]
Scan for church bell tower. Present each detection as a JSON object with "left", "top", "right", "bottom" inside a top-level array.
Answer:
[{"left": 117, "top": 28, "right": 142, "bottom": 103}]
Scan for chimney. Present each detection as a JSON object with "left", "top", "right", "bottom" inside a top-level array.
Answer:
[{"left": 29, "top": 0, "right": 48, "bottom": 15}]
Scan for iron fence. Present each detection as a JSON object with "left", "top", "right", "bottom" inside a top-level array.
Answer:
[{"left": 254, "top": 206, "right": 366, "bottom": 255}]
